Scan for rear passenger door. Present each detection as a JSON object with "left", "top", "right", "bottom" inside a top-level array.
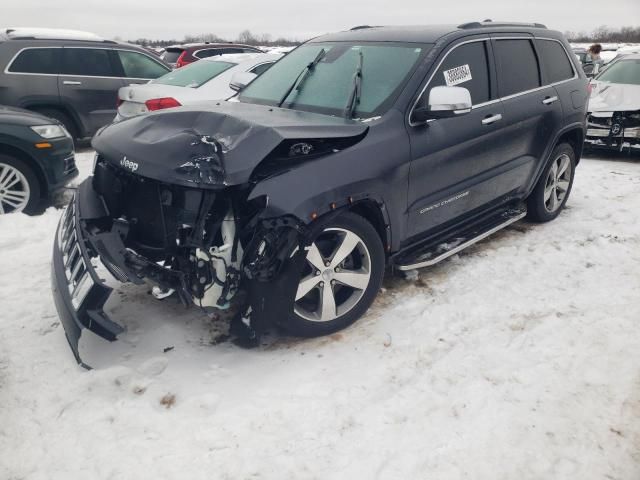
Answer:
[
  {"left": 407, "top": 39, "right": 507, "bottom": 237},
  {"left": 58, "top": 47, "right": 124, "bottom": 136},
  {"left": 491, "top": 35, "right": 564, "bottom": 192}
]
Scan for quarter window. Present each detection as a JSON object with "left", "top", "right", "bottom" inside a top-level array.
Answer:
[
  {"left": 117, "top": 50, "right": 169, "bottom": 79},
  {"left": 538, "top": 40, "right": 574, "bottom": 84},
  {"left": 494, "top": 39, "right": 541, "bottom": 97},
  {"left": 61, "top": 48, "right": 116, "bottom": 77},
  {"left": 8, "top": 48, "right": 60, "bottom": 74},
  {"left": 428, "top": 41, "right": 492, "bottom": 105}
]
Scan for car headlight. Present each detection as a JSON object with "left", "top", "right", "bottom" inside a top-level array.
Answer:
[{"left": 30, "top": 124, "right": 69, "bottom": 139}]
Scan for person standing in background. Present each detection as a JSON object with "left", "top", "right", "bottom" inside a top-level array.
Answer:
[{"left": 587, "top": 44, "right": 604, "bottom": 65}]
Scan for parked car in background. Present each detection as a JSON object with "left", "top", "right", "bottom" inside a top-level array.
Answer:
[
  {"left": 51, "top": 21, "right": 588, "bottom": 365},
  {"left": 0, "top": 28, "right": 171, "bottom": 141},
  {"left": 586, "top": 54, "right": 640, "bottom": 151},
  {"left": 573, "top": 47, "right": 589, "bottom": 64},
  {"left": 0, "top": 105, "right": 76, "bottom": 214},
  {"left": 160, "top": 42, "right": 264, "bottom": 68},
  {"left": 115, "top": 53, "right": 282, "bottom": 121}
]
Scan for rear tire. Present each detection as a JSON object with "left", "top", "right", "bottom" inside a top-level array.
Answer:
[
  {"left": 286, "top": 212, "right": 385, "bottom": 337},
  {"left": 527, "top": 143, "right": 576, "bottom": 223},
  {"left": 31, "top": 108, "right": 80, "bottom": 141},
  {"left": 0, "top": 154, "right": 41, "bottom": 215}
]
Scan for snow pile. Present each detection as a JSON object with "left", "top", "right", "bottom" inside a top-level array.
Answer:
[{"left": 1, "top": 152, "right": 639, "bottom": 479}]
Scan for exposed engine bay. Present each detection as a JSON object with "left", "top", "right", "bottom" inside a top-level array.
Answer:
[{"left": 51, "top": 102, "right": 370, "bottom": 365}]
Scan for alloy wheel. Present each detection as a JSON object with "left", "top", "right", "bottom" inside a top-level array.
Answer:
[
  {"left": 294, "top": 228, "right": 372, "bottom": 322},
  {"left": 0, "top": 162, "right": 30, "bottom": 214},
  {"left": 543, "top": 153, "right": 572, "bottom": 213}
]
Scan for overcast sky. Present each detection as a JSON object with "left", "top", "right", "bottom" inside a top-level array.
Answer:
[{"left": 6, "top": 0, "right": 640, "bottom": 41}]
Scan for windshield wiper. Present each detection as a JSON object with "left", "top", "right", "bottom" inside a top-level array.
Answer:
[
  {"left": 344, "top": 51, "right": 363, "bottom": 118},
  {"left": 277, "top": 48, "right": 326, "bottom": 108}
]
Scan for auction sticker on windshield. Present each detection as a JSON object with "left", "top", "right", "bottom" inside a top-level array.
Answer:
[{"left": 444, "top": 64, "right": 472, "bottom": 86}]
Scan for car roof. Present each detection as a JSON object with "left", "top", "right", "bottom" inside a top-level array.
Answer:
[
  {"left": 311, "top": 22, "right": 554, "bottom": 44},
  {"left": 203, "top": 52, "right": 282, "bottom": 65},
  {"left": 165, "top": 43, "right": 262, "bottom": 51}
]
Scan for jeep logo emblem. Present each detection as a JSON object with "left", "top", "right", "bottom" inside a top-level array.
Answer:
[
  {"left": 611, "top": 124, "right": 621, "bottom": 135},
  {"left": 120, "top": 156, "right": 139, "bottom": 172}
]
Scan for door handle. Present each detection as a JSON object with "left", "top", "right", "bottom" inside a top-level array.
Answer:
[
  {"left": 63, "top": 80, "right": 82, "bottom": 85},
  {"left": 542, "top": 96, "right": 559, "bottom": 105},
  {"left": 481, "top": 114, "right": 502, "bottom": 125}
]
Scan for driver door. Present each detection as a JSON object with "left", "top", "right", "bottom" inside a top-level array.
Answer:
[{"left": 406, "top": 39, "right": 509, "bottom": 239}]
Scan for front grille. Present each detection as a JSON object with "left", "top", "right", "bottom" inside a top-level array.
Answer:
[
  {"left": 588, "top": 116, "right": 611, "bottom": 128},
  {"left": 58, "top": 203, "right": 93, "bottom": 309},
  {"left": 63, "top": 155, "right": 78, "bottom": 176}
]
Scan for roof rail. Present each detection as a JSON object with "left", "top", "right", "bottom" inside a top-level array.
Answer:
[
  {"left": 4, "top": 27, "right": 107, "bottom": 42},
  {"left": 458, "top": 21, "right": 547, "bottom": 29}
]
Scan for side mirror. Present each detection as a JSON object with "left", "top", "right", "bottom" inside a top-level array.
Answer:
[
  {"left": 229, "top": 71, "right": 257, "bottom": 92},
  {"left": 413, "top": 86, "right": 472, "bottom": 123}
]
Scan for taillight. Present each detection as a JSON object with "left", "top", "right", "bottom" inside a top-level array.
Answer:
[
  {"left": 587, "top": 82, "right": 593, "bottom": 96},
  {"left": 145, "top": 97, "right": 182, "bottom": 111},
  {"left": 175, "top": 51, "right": 189, "bottom": 68},
  {"left": 116, "top": 96, "right": 123, "bottom": 108}
]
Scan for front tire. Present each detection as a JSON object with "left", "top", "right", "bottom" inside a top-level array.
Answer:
[
  {"left": 287, "top": 212, "right": 385, "bottom": 337},
  {"left": 0, "top": 155, "right": 41, "bottom": 215},
  {"left": 527, "top": 143, "right": 576, "bottom": 223}
]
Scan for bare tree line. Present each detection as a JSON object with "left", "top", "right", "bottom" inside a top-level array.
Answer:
[
  {"left": 127, "top": 30, "right": 302, "bottom": 47},
  {"left": 566, "top": 25, "right": 640, "bottom": 43}
]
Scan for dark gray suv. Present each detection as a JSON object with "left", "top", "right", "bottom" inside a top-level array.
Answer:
[
  {"left": 51, "top": 22, "right": 589, "bottom": 365},
  {"left": 0, "top": 28, "right": 171, "bottom": 140}
]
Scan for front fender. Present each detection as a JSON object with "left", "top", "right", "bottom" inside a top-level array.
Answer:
[{"left": 247, "top": 111, "right": 410, "bottom": 251}]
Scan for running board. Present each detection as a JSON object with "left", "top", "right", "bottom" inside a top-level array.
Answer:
[{"left": 394, "top": 205, "right": 527, "bottom": 271}]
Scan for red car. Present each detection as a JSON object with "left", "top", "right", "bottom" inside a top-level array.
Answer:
[{"left": 160, "top": 42, "right": 264, "bottom": 68}]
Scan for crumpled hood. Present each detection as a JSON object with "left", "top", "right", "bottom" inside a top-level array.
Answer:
[
  {"left": 589, "top": 82, "right": 640, "bottom": 113},
  {"left": 92, "top": 102, "right": 368, "bottom": 187}
]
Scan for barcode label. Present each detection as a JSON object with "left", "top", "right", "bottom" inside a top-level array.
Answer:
[{"left": 443, "top": 64, "right": 472, "bottom": 86}]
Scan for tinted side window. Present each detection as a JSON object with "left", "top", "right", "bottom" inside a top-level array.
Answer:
[
  {"left": 429, "top": 41, "right": 491, "bottom": 105},
  {"left": 249, "top": 62, "right": 273, "bottom": 76},
  {"left": 494, "top": 39, "right": 541, "bottom": 97},
  {"left": 8, "top": 48, "right": 60, "bottom": 74},
  {"left": 195, "top": 49, "right": 223, "bottom": 59},
  {"left": 117, "top": 50, "right": 169, "bottom": 78},
  {"left": 538, "top": 39, "right": 574, "bottom": 84},
  {"left": 61, "top": 48, "right": 116, "bottom": 77}
]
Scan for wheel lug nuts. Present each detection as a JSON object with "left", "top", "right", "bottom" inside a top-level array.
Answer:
[
  {"left": 335, "top": 267, "right": 340, "bottom": 272},
  {"left": 325, "top": 261, "right": 330, "bottom": 267},
  {"left": 315, "top": 270, "right": 321, "bottom": 276},
  {"left": 319, "top": 281, "right": 324, "bottom": 287}
]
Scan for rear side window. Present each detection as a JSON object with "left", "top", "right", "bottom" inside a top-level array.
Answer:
[
  {"left": 428, "top": 41, "right": 492, "bottom": 105},
  {"left": 494, "top": 39, "right": 541, "bottom": 97},
  {"left": 8, "top": 48, "right": 60, "bottom": 74},
  {"left": 538, "top": 39, "right": 574, "bottom": 84},
  {"left": 61, "top": 48, "right": 116, "bottom": 77},
  {"left": 117, "top": 50, "right": 169, "bottom": 79},
  {"left": 195, "top": 49, "right": 224, "bottom": 59},
  {"left": 249, "top": 62, "right": 274, "bottom": 76}
]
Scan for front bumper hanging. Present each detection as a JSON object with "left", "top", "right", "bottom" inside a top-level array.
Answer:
[{"left": 51, "top": 195, "right": 122, "bottom": 367}]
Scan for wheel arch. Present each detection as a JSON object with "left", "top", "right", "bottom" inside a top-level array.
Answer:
[
  {"left": 0, "top": 143, "right": 47, "bottom": 199},
  {"left": 347, "top": 200, "right": 391, "bottom": 256},
  {"left": 556, "top": 127, "right": 585, "bottom": 164}
]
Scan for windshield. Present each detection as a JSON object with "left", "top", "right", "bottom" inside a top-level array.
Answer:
[
  {"left": 596, "top": 59, "right": 640, "bottom": 86},
  {"left": 150, "top": 60, "right": 236, "bottom": 88},
  {"left": 239, "top": 42, "right": 430, "bottom": 118}
]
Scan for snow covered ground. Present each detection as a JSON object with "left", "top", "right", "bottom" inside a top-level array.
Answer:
[{"left": 1, "top": 150, "right": 639, "bottom": 479}]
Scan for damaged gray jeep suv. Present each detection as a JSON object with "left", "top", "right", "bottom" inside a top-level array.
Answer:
[{"left": 52, "top": 22, "right": 588, "bottom": 365}]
